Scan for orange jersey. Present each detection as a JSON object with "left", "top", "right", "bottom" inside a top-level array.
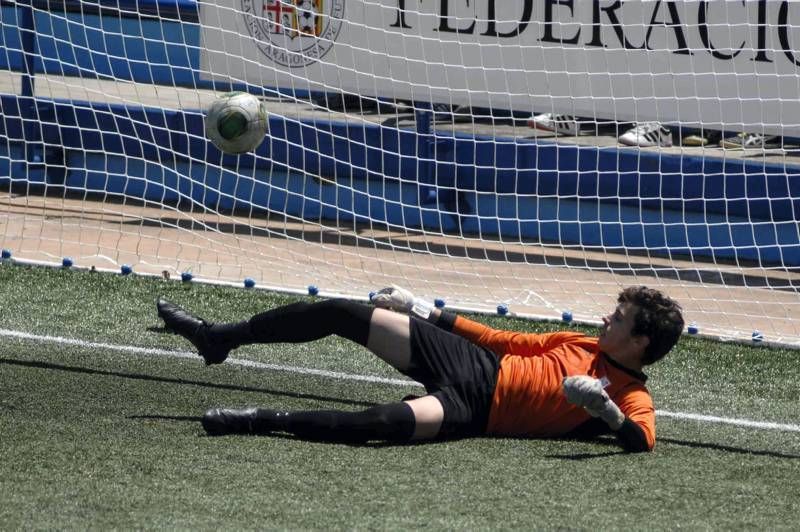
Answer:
[{"left": 451, "top": 315, "right": 656, "bottom": 450}]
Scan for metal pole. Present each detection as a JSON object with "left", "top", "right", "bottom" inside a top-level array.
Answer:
[
  {"left": 19, "top": 0, "right": 42, "bottom": 163},
  {"left": 415, "top": 104, "right": 436, "bottom": 205},
  {"left": 19, "top": 1, "right": 35, "bottom": 99}
]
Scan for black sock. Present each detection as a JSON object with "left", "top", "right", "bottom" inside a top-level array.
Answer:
[
  {"left": 256, "top": 403, "right": 416, "bottom": 443},
  {"left": 245, "top": 299, "right": 374, "bottom": 347},
  {"left": 206, "top": 321, "right": 253, "bottom": 349}
]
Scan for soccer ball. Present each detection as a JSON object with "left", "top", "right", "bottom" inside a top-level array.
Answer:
[{"left": 205, "top": 92, "right": 267, "bottom": 154}]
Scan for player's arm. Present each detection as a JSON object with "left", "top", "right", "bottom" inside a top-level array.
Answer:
[
  {"left": 614, "top": 418, "right": 650, "bottom": 453},
  {"left": 562, "top": 376, "right": 654, "bottom": 452},
  {"left": 435, "top": 310, "right": 585, "bottom": 360},
  {"left": 370, "top": 286, "right": 560, "bottom": 356},
  {"left": 370, "top": 286, "right": 469, "bottom": 334},
  {"left": 611, "top": 387, "right": 656, "bottom": 452}
]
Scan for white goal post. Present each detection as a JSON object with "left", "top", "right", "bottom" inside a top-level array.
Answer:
[{"left": 1, "top": 0, "right": 799, "bottom": 347}]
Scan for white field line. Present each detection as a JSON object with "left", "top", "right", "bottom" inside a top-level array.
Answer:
[
  {"left": 0, "top": 328, "right": 417, "bottom": 387},
  {"left": 655, "top": 411, "right": 800, "bottom": 432},
  {"left": 2, "top": 328, "right": 800, "bottom": 434}
]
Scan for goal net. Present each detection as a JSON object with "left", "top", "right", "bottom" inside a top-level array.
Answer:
[{"left": 1, "top": 0, "right": 799, "bottom": 346}]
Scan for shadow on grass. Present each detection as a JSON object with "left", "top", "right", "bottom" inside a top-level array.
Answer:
[
  {"left": 660, "top": 437, "right": 800, "bottom": 459},
  {"left": 544, "top": 435, "right": 800, "bottom": 459},
  {"left": 0, "top": 358, "right": 378, "bottom": 408},
  {"left": 541, "top": 437, "right": 627, "bottom": 460},
  {"left": 545, "top": 450, "right": 627, "bottom": 460}
]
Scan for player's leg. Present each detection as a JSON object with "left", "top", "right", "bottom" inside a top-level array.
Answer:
[
  {"left": 158, "top": 298, "right": 409, "bottom": 367},
  {"left": 404, "top": 394, "right": 444, "bottom": 439},
  {"left": 199, "top": 315, "right": 499, "bottom": 442},
  {"left": 202, "top": 394, "right": 444, "bottom": 442},
  {"left": 365, "top": 307, "right": 412, "bottom": 371}
]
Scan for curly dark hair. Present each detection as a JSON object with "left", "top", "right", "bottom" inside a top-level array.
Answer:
[{"left": 618, "top": 286, "right": 684, "bottom": 365}]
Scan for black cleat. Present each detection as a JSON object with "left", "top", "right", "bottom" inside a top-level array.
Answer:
[
  {"left": 202, "top": 407, "right": 277, "bottom": 436},
  {"left": 156, "top": 298, "right": 233, "bottom": 365}
]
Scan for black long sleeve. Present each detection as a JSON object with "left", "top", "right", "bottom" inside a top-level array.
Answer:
[
  {"left": 615, "top": 417, "right": 650, "bottom": 452},
  {"left": 568, "top": 416, "right": 651, "bottom": 453},
  {"left": 428, "top": 309, "right": 457, "bottom": 332}
]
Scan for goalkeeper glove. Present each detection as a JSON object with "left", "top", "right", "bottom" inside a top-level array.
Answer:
[
  {"left": 371, "top": 285, "right": 434, "bottom": 319},
  {"left": 562, "top": 375, "right": 625, "bottom": 430}
]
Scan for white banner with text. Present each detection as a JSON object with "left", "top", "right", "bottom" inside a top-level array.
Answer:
[{"left": 201, "top": 0, "right": 800, "bottom": 135}]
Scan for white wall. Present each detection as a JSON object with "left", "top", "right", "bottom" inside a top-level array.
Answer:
[{"left": 202, "top": 0, "right": 800, "bottom": 135}]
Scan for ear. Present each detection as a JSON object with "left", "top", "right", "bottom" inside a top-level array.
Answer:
[{"left": 632, "top": 333, "right": 650, "bottom": 354}]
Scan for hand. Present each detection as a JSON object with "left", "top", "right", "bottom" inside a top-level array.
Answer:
[
  {"left": 370, "top": 285, "right": 417, "bottom": 313},
  {"left": 371, "top": 285, "right": 434, "bottom": 319},
  {"left": 562, "top": 375, "right": 625, "bottom": 430},
  {"left": 562, "top": 375, "right": 607, "bottom": 411}
]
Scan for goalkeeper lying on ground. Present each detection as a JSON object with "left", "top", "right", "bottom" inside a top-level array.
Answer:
[{"left": 157, "top": 285, "right": 683, "bottom": 452}]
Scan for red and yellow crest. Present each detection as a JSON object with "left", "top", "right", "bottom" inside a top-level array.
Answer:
[{"left": 263, "top": 0, "right": 324, "bottom": 38}]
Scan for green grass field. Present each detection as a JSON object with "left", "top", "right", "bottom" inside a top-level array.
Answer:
[{"left": 1, "top": 263, "right": 798, "bottom": 529}]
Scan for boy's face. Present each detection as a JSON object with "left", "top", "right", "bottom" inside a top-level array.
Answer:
[{"left": 598, "top": 302, "right": 642, "bottom": 356}]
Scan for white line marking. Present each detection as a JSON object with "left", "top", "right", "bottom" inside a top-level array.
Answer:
[
  {"left": 656, "top": 411, "right": 800, "bottom": 433},
  {"left": 0, "top": 328, "right": 419, "bottom": 387},
  {"left": 2, "top": 328, "right": 799, "bottom": 433}
]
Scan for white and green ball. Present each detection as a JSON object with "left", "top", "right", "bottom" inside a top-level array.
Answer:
[{"left": 205, "top": 92, "right": 268, "bottom": 154}]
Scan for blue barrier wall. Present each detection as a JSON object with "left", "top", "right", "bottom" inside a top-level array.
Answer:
[
  {"left": 1, "top": 2, "right": 201, "bottom": 88},
  {"left": 1, "top": 3, "right": 799, "bottom": 267}
]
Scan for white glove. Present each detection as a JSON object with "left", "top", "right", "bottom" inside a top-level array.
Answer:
[
  {"left": 371, "top": 285, "right": 433, "bottom": 319},
  {"left": 563, "top": 375, "right": 625, "bottom": 430}
]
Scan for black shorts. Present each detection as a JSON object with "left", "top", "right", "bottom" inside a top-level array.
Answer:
[{"left": 405, "top": 317, "right": 500, "bottom": 439}]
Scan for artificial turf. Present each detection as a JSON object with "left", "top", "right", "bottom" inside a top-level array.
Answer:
[{"left": 1, "top": 263, "right": 798, "bottom": 529}]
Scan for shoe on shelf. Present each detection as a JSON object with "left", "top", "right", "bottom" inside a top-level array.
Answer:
[
  {"left": 682, "top": 130, "right": 722, "bottom": 147},
  {"left": 156, "top": 299, "right": 233, "bottom": 365},
  {"left": 528, "top": 113, "right": 583, "bottom": 136},
  {"left": 719, "top": 132, "right": 781, "bottom": 150},
  {"left": 431, "top": 102, "right": 455, "bottom": 122},
  {"left": 618, "top": 122, "right": 673, "bottom": 147}
]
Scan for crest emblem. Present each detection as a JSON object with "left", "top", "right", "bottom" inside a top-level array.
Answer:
[{"left": 242, "top": 0, "right": 345, "bottom": 67}]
